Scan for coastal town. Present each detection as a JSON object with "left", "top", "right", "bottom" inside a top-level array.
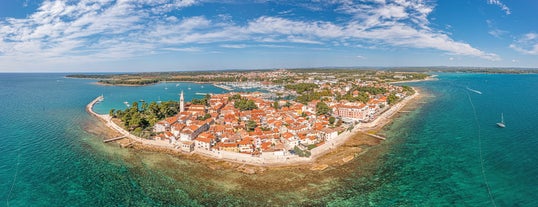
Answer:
[{"left": 88, "top": 69, "right": 425, "bottom": 165}]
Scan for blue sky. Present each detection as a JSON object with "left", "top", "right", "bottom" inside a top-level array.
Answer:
[{"left": 1, "top": 0, "right": 537, "bottom": 72}]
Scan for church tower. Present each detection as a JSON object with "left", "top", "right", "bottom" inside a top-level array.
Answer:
[{"left": 180, "top": 90, "right": 185, "bottom": 112}]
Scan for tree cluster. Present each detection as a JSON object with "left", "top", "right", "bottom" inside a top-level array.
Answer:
[
  {"left": 234, "top": 98, "right": 258, "bottom": 111},
  {"left": 98, "top": 79, "right": 159, "bottom": 85},
  {"left": 197, "top": 113, "right": 211, "bottom": 121},
  {"left": 335, "top": 92, "right": 369, "bottom": 104},
  {"left": 351, "top": 86, "right": 387, "bottom": 95},
  {"left": 295, "top": 89, "right": 332, "bottom": 104},
  {"left": 387, "top": 93, "right": 399, "bottom": 105},
  {"left": 401, "top": 85, "right": 415, "bottom": 95},
  {"left": 228, "top": 94, "right": 242, "bottom": 101},
  {"left": 110, "top": 101, "right": 180, "bottom": 138},
  {"left": 293, "top": 146, "right": 311, "bottom": 157},
  {"left": 284, "top": 83, "right": 318, "bottom": 94},
  {"left": 191, "top": 94, "right": 211, "bottom": 106},
  {"left": 315, "top": 102, "right": 331, "bottom": 116},
  {"left": 66, "top": 74, "right": 112, "bottom": 79},
  {"left": 246, "top": 120, "right": 257, "bottom": 132}
]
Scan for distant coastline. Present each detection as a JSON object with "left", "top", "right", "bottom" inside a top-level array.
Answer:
[{"left": 389, "top": 75, "right": 438, "bottom": 84}]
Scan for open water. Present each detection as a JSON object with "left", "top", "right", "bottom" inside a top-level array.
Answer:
[{"left": 0, "top": 73, "right": 536, "bottom": 206}]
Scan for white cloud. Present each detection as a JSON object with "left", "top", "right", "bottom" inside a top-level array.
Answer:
[
  {"left": 487, "top": 0, "right": 511, "bottom": 15},
  {"left": 486, "top": 20, "right": 508, "bottom": 39},
  {"left": 257, "top": 44, "right": 294, "bottom": 48},
  {"left": 488, "top": 29, "right": 507, "bottom": 39},
  {"left": 326, "top": 0, "right": 497, "bottom": 60},
  {"left": 162, "top": 47, "right": 202, "bottom": 52},
  {"left": 0, "top": 0, "right": 201, "bottom": 66},
  {"left": 0, "top": 0, "right": 501, "bottom": 70},
  {"left": 510, "top": 33, "right": 538, "bottom": 55},
  {"left": 220, "top": 44, "right": 248, "bottom": 49}
]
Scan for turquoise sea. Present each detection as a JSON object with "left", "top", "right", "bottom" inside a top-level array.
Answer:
[{"left": 0, "top": 73, "right": 536, "bottom": 206}]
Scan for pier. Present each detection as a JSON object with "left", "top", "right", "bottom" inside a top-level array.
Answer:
[
  {"left": 120, "top": 141, "right": 135, "bottom": 148},
  {"left": 103, "top": 136, "right": 126, "bottom": 143},
  {"left": 361, "top": 132, "right": 386, "bottom": 140}
]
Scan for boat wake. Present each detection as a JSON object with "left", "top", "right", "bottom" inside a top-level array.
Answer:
[
  {"left": 466, "top": 87, "right": 482, "bottom": 94},
  {"left": 466, "top": 90, "right": 497, "bottom": 207},
  {"left": 6, "top": 149, "right": 21, "bottom": 207}
]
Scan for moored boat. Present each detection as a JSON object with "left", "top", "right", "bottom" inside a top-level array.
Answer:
[{"left": 496, "top": 113, "right": 505, "bottom": 128}]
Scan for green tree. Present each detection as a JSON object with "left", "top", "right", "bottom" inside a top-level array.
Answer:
[
  {"left": 293, "top": 146, "right": 311, "bottom": 157},
  {"left": 191, "top": 94, "right": 211, "bottom": 106},
  {"left": 111, "top": 100, "right": 181, "bottom": 138},
  {"left": 148, "top": 102, "right": 162, "bottom": 118},
  {"left": 284, "top": 102, "right": 292, "bottom": 108},
  {"left": 316, "top": 102, "right": 331, "bottom": 116},
  {"left": 141, "top": 102, "right": 148, "bottom": 112},
  {"left": 285, "top": 83, "right": 318, "bottom": 94},
  {"left": 234, "top": 98, "right": 258, "bottom": 111},
  {"left": 402, "top": 85, "right": 415, "bottom": 95},
  {"left": 197, "top": 113, "right": 211, "bottom": 121},
  {"left": 387, "top": 93, "right": 399, "bottom": 105},
  {"left": 109, "top": 109, "right": 115, "bottom": 117},
  {"left": 351, "top": 86, "right": 387, "bottom": 95},
  {"left": 131, "top": 102, "right": 139, "bottom": 111},
  {"left": 229, "top": 94, "right": 242, "bottom": 101},
  {"left": 336, "top": 119, "right": 343, "bottom": 127},
  {"left": 329, "top": 116, "right": 336, "bottom": 125},
  {"left": 273, "top": 101, "right": 279, "bottom": 109},
  {"left": 246, "top": 120, "right": 257, "bottom": 132}
]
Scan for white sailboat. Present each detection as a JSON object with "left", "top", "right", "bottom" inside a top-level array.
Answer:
[{"left": 496, "top": 113, "right": 505, "bottom": 128}]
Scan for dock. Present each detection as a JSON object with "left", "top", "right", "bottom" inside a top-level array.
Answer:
[
  {"left": 361, "top": 132, "right": 386, "bottom": 140},
  {"left": 120, "top": 141, "right": 135, "bottom": 148},
  {"left": 103, "top": 136, "right": 126, "bottom": 143}
]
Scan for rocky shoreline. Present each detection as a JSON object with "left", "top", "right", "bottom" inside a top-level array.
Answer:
[{"left": 86, "top": 87, "right": 423, "bottom": 172}]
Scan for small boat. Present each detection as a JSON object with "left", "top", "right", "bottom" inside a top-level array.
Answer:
[
  {"left": 496, "top": 113, "right": 505, "bottom": 128},
  {"left": 123, "top": 101, "right": 130, "bottom": 107},
  {"left": 188, "top": 87, "right": 191, "bottom": 90},
  {"left": 466, "top": 87, "right": 482, "bottom": 94},
  {"left": 176, "top": 84, "right": 180, "bottom": 87}
]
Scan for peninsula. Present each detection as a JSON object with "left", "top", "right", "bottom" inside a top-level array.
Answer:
[{"left": 85, "top": 69, "right": 429, "bottom": 167}]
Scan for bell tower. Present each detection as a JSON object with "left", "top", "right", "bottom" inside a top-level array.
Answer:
[{"left": 180, "top": 90, "right": 185, "bottom": 112}]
